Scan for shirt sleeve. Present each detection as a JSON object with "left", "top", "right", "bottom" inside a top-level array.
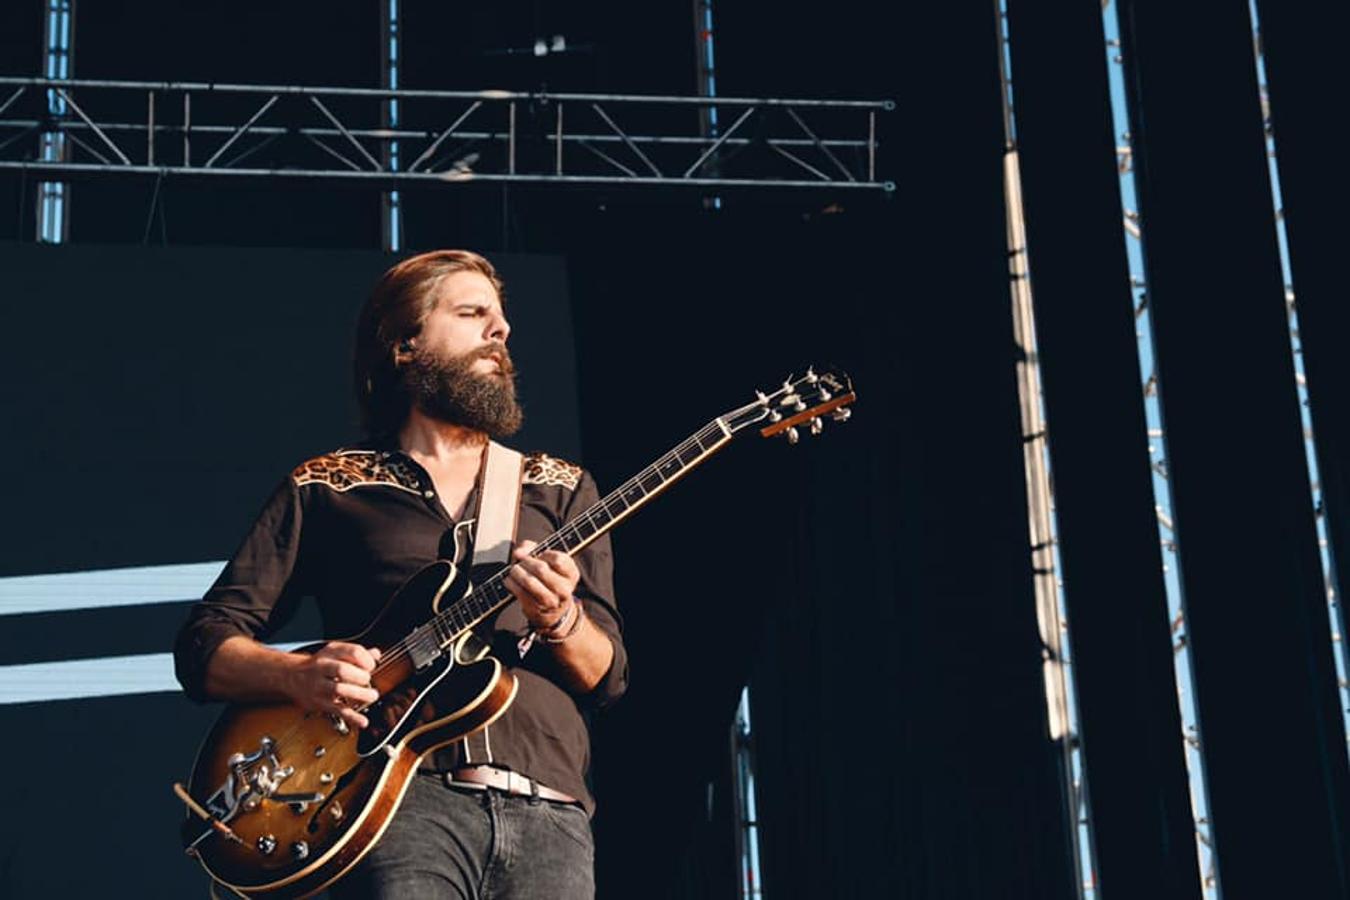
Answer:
[
  {"left": 564, "top": 469, "right": 629, "bottom": 709},
  {"left": 172, "top": 476, "right": 307, "bottom": 702}
]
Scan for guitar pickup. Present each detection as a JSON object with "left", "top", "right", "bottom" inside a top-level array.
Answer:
[{"left": 409, "top": 643, "right": 442, "bottom": 670}]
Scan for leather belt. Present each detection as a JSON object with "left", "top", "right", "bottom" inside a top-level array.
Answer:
[{"left": 446, "top": 765, "right": 579, "bottom": 805}]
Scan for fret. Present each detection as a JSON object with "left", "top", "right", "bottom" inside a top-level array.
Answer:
[
  {"left": 676, "top": 442, "right": 702, "bottom": 465},
  {"left": 485, "top": 580, "right": 510, "bottom": 610},
  {"left": 388, "top": 377, "right": 837, "bottom": 734}
]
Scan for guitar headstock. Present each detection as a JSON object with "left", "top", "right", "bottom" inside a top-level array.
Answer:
[{"left": 721, "top": 366, "right": 857, "bottom": 444}]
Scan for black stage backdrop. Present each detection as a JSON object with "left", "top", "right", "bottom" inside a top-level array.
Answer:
[
  {"left": 0, "top": 212, "right": 1077, "bottom": 900},
  {"left": 0, "top": 243, "right": 583, "bottom": 896},
  {"left": 0, "top": 1, "right": 1102, "bottom": 898}
]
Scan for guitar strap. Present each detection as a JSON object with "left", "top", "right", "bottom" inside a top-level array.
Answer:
[
  {"left": 471, "top": 441, "right": 523, "bottom": 568},
  {"left": 461, "top": 441, "right": 523, "bottom": 766}
]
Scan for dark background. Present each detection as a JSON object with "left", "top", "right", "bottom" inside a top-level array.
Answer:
[{"left": 2, "top": 2, "right": 1347, "bottom": 898}]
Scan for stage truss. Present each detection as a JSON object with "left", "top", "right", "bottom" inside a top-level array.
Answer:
[{"left": 0, "top": 76, "right": 894, "bottom": 194}]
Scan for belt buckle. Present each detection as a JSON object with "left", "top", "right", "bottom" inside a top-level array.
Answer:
[{"left": 507, "top": 769, "right": 540, "bottom": 802}]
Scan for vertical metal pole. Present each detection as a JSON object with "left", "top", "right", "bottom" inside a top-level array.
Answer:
[
  {"left": 555, "top": 103, "right": 563, "bottom": 175},
  {"left": 867, "top": 110, "right": 876, "bottom": 182},
  {"left": 147, "top": 91, "right": 155, "bottom": 165},
  {"left": 183, "top": 92, "right": 190, "bottom": 167},
  {"left": 996, "top": 1, "right": 1095, "bottom": 896},
  {"left": 730, "top": 687, "right": 764, "bottom": 899},
  {"left": 1100, "top": 4, "right": 1219, "bottom": 892},
  {"left": 36, "top": 0, "right": 75, "bottom": 243},
  {"left": 693, "top": 0, "right": 721, "bottom": 207},
  {"left": 380, "top": 0, "right": 402, "bottom": 252},
  {"left": 508, "top": 102, "right": 516, "bottom": 175}
]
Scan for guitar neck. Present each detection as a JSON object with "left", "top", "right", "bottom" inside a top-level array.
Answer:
[{"left": 432, "top": 417, "right": 737, "bottom": 640}]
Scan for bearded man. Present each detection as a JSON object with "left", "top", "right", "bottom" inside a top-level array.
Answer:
[{"left": 174, "top": 250, "right": 627, "bottom": 899}]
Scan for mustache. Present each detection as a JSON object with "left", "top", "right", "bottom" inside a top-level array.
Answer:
[{"left": 469, "top": 344, "right": 515, "bottom": 376}]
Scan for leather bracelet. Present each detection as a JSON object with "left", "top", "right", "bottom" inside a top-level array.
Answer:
[
  {"left": 541, "top": 601, "right": 586, "bottom": 644},
  {"left": 537, "top": 597, "right": 577, "bottom": 637}
]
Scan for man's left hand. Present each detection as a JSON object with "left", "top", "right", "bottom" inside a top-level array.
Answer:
[{"left": 504, "top": 539, "right": 581, "bottom": 631}]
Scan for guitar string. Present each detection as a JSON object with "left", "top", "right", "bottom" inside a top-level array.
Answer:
[
  {"left": 204, "top": 381, "right": 840, "bottom": 817},
  {"left": 261, "top": 420, "right": 731, "bottom": 761},
  {"left": 350, "top": 419, "right": 731, "bottom": 679},
  {"left": 231, "top": 374, "right": 844, "bottom": 808},
  {"left": 259, "top": 409, "right": 775, "bottom": 763}
]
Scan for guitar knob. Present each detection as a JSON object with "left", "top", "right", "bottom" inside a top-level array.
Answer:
[
  {"left": 332, "top": 716, "right": 350, "bottom": 736},
  {"left": 810, "top": 417, "right": 823, "bottom": 435},
  {"left": 291, "top": 841, "right": 310, "bottom": 861},
  {"left": 319, "top": 771, "right": 334, "bottom": 784},
  {"left": 257, "top": 834, "right": 277, "bottom": 855},
  {"left": 786, "top": 426, "right": 800, "bottom": 445}
]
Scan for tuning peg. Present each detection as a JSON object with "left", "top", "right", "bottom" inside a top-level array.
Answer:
[
  {"left": 769, "top": 409, "right": 783, "bottom": 423},
  {"left": 810, "top": 417, "right": 823, "bottom": 436},
  {"left": 756, "top": 390, "right": 770, "bottom": 406},
  {"left": 831, "top": 407, "right": 852, "bottom": 423},
  {"left": 805, "top": 367, "right": 818, "bottom": 383},
  {"left": 786, "top": 426, "right": 800, "bottom": 445}
]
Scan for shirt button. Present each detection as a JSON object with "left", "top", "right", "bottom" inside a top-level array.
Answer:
[{"left": 424, "top": 490, "right": 435, "bottom": 498}]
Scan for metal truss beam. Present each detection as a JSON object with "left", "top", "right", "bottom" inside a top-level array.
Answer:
[{"left": 0, "top": 77, "right": 894, "bottom": 194}]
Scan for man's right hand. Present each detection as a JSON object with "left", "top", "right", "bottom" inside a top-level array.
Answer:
[
  {"left": 285, "top": 642, "right": 382, "bottom": 730},
  {"left": 202, "top": 636, "right": 382, "bottom": 730}
]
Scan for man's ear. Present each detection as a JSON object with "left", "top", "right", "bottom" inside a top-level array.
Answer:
[{"left": 392, "top": 338, "right": 415, "bottom": 366}]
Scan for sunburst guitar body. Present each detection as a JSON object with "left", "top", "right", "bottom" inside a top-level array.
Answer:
[{"left": 182, "top": 553, "right": 518, "bottom": 898}]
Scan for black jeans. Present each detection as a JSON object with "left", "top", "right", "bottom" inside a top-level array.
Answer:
[{"left": 329, "top": 773, "right": 595, "bottom": 900}]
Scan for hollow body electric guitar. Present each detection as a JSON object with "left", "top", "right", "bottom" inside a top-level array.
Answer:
[{"left": 177, "top": 367, "right": 855, "bottom": 898}]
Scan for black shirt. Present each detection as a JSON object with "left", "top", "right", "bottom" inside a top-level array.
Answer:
[{"left": 173, "top": 447, "right": 628, "bottom": 815}]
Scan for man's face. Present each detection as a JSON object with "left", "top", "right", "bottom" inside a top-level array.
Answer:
[{"left": 403, "top": 270, "right": 523, "bottom": 437}]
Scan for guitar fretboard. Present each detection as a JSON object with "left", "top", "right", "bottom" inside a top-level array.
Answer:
[{"left": 423, "top": 417, "right": 735, "bottom": 647}]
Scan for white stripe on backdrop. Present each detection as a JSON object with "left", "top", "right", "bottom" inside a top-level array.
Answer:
[{"left": 0, "top": 561, "right": 227, "bottom": 616}]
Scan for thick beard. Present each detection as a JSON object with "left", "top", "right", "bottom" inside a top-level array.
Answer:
[{"left": 404, "top": 345, "right": 524, "bottom": 438}]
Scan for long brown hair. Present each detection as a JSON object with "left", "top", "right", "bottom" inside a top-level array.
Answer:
[{"left": 353, "top": 249, "right": 505, "bottom": 438}]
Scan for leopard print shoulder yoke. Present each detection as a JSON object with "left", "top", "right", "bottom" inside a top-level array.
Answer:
[
  {"left": 291, "top": 450, "right": 422, "bottom": 494},
  {"left": 522, "top": 452, "right": 582, "bottom": 490},
  {"left": 291, "top": 449, "right": 583, "bottom": 493}
]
